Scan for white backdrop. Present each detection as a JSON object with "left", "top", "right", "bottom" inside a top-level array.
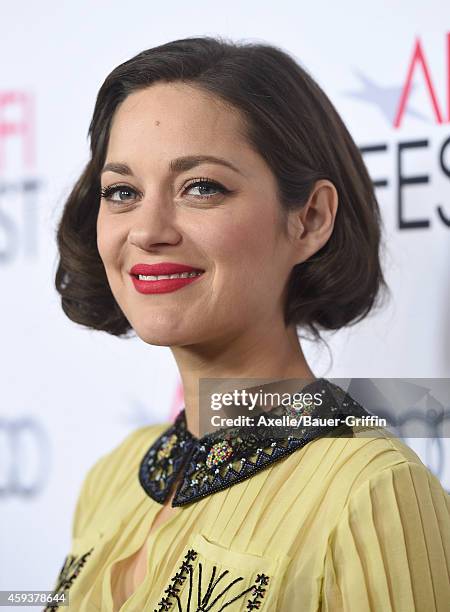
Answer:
[{"left": 1, "top": 0, "right": 449, "bottom": 601}]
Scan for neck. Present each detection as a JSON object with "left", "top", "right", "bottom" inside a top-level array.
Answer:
[{"left": 171, "top": 320, "right": 316, "bottom": 438}]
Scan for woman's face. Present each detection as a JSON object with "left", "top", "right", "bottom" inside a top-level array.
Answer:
[{"left": 97, "top": 82, "right": 303, "bottom": 348}]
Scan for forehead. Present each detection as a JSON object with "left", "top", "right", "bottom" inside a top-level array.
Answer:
[{"left": 107, "top": 82, "right": 249, "bottom": 159}]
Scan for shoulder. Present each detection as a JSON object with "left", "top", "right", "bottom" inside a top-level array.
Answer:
[
  {"left": 85, "top": 422, "right": 170, "bottom": 494},
  {"left": 311, "top": 424, "right": 436, "bottom": 481},
  {"left": 277, "top": 428, "right": 450, "bottom": 609},
  {"left": 283, "top": 425, "right": 449, "bottom": 523},
  {"left": 319, "top": 435, "right": 450, "bottom": 611},
  {"left": 72, "top": 421, "right": 170, "bottom": 538},
  {"left": 322, "top": 427, "right": 449, "bottom": 532}
]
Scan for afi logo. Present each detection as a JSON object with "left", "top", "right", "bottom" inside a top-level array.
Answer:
[
  {"left": 395, "top": 32, "right": 450, "bottom": 127},
  {"left": 0, "top": 91, "right": 41, "bottom": 262},
  {"left": 0, "top": 91, "right": 35, "bottom": 170}
]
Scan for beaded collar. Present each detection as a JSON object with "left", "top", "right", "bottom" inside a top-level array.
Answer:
[{"left": 138, "top": 378, "right": 370, "bottom": 507}]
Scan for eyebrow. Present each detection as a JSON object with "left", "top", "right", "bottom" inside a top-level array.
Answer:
[{"left": 101, "top": 155, "right": 244, "bottom": 177}]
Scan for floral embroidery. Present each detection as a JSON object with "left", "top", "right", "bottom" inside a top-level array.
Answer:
[
  {"left": 139, "top": 378, "right": 370, "bottom": 507},
  {"left": 206, "top": 440, "right": 234, "bottom": 468},
  {"left": 43, "top": 548, "right": 94, "bottom": 611},
  {"left": 158, "top": 433, "right": 179, "bottom": 459},
  {"left": 285, "top": 398, "right": 315, "bottom": 418},
  {"left": 154, "top": 548, "right": 270, "bottom": 611}
]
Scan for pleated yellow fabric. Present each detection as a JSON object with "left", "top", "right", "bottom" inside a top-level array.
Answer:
[{"left": 49, "top": 423, "right": 450, "bottom": 611}]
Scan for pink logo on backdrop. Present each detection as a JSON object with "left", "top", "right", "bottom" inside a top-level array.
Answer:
[
  {"left": 0, "top": 90, "right": 41, "bottom": 262},
  {"left": 0, "top": 91, "right": 35, "bottom": 170},
  {"left": 347, "top": 32, "right": 450, "bottom": 129},
  {"left": 347, "top": 32, "right": 450, "bottom": 230},
  {"left": 394, "top": 33, "right": 450, "bottom": 127}
]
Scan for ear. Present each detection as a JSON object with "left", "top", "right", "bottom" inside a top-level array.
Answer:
[{"left": 287, "top": 179, "right": 339, "bottom": 265}]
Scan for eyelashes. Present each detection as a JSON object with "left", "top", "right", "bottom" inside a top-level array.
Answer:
[
  {"left": 100, "top": 178, "right": 231, "bottom": 206},
  {"left": 100, "top": 184, "right": 138, "bottom": 202}
]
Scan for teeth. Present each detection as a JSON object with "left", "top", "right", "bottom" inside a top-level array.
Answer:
[{"left": 136, "top": 271, "right": 202, "bottom": 281}]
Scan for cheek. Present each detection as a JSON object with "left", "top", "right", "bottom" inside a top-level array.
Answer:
[
  {"left": 96, "top": 214, "right": 122, "bottom": 269},
  {"left": 96, "top": 212, "right": 108, "bottom": 261},
  {"left": 200, "top": 207, "right": 279, "bottom": 273}
]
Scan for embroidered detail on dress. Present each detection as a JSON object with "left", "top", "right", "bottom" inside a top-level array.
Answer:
[
  {"left": 43, "top": 548, "right": 94, "bottom": 611},
  {"left": 154, "top": 549, "right": 270, "bottom": 611},
  {"left": 245, "top": 573, "right": 270, "bottom": 610},
  {"left": 285, "top": 398, "right": 315, "bottom": 418},
  {"left": 139, "top": 378, "right": 371, "bottom": 507},
  {"left": 158, "top": 433, "right": 179, "bottom": 459},
  {"left": 206, "top": 440, "right": 234, "bottom": 468},
  {"left": 139, "top": 414, "right": 197, "bottom": 504}
]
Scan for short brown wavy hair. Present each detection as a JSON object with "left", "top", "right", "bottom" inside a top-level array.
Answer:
[{"left": 54, "top": 35, "right": 389, "bottom": 342}]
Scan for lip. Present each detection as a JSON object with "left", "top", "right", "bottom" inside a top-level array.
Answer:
[
  {"left": 129, "top": 262, "right": 205, "bottom": 295},
  {"left": 130, "top": 262, "right": 205, "bottom": 276},
  {"left": 131, "top": 274, "right": 203, "bottom": 294}
]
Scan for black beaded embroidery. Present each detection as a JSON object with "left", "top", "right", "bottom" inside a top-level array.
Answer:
[
  {"left": 139, "top": 378, "right": 371, "bottom": 507},
  {"left": 154, "top": 548, "right": 270, "bottom": 611},
  {"left": 139, "top": 411, "right": 197, "bottom": 504},
  {"left": 43, "top": 547, "right": 94, "bottom": 611}
]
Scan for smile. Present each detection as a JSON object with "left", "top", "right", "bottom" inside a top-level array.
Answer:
[
  {"left": 131, "top": 271, "right": 204, "bottom": 294},
  {"left": 136, "top": 271, "right": 202, "bottom": 281}
]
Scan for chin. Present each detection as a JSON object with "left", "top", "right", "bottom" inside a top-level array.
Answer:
[{"left": 131, "top": 320, "right": 201, "bottom": 347}]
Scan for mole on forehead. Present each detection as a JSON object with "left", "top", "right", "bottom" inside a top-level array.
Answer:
[{"left": 155, "top": 120, "right": 160, "bottom": 126}]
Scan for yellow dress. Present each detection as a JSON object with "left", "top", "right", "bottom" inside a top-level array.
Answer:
[{"left": 46, "top": 380, "right": 450, "bottom": 611}]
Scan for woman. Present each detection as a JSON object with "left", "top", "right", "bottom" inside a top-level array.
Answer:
[{"left": 48, "top": 36, "right": 450, "bottom": 611}]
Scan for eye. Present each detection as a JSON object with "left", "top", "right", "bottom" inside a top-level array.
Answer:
[
  {"left": 100, "top": 184, "right": 139, "bottom": 204},
  {"left": 183, "top": 178, "right": 229, "bottom": 200}
]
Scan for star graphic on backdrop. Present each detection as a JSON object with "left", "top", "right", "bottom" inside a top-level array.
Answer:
[{"left": 344, "top": 68, "right": 430, "bottom": 125}]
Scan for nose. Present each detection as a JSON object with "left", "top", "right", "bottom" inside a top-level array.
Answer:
[{"left": 127, "top": 195, "right": 182, "bottom": 250}]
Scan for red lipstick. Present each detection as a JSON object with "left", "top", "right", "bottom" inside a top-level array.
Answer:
[{"left": 129, "top": 262, "right": 205, "bottom": 295}]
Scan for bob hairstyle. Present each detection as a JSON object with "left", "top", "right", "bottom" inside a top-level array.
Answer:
[{"left": 54, "top": 35, "right": 389, "bottom": 342}]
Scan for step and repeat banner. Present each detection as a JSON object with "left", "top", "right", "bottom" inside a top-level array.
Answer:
[{"left": 1, "top": 0, "right": 449, "bottom": 600}]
